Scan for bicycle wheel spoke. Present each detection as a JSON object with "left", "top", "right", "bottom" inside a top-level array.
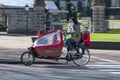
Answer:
[
  {"left": 72, "top": 49, "right": 90, "bottom": 66},
  {"left": 21, "top": 51, "right": 35, "bottom": 66}
]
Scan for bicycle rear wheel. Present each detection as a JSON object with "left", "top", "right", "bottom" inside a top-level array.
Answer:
[{"left": 72, "top": 48, "right": 90, "bottom": 66}]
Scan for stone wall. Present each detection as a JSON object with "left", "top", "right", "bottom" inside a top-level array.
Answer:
[
  {"left": 92, "top": 5, "right": 105, "bottom": 32},
  {"left": 0, "top": 7, "right": 46, "bottom": 34}
]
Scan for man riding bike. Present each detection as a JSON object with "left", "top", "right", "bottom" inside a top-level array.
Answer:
[{"left": 66, "top": 18, "right": 81, "bottom": 54}]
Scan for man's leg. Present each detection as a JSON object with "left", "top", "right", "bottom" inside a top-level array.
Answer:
[
  {"left": 66, "top": 38, "right": 77, "bottom": 54},
  {"left": 82, "top": 48, "right": 85, "bottom": 54},
  {"left": 66, "top": 38, "right": 74, "bottom": 51}
]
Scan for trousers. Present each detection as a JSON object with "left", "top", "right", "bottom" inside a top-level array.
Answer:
[{"left": 66, "top": 38, "right": 76, "bottom": 51}]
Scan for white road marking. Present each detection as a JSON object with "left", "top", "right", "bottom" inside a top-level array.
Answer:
[
  {"left": 86, "top": 64, "right": 120, "bottom": 75},
  {"left": 110, "top": 72, "right": 120, "bottom": 74},
  {"left": 91, "top": 56, "right": 120, "bottom": 64}
]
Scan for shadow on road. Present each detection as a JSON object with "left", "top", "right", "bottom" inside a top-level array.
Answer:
[{"left": 32, "top": 61, "right": 88, "bottom": 70}]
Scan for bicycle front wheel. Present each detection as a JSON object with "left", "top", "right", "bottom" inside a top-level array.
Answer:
[
  {"left": 72, "top": 49, "right": 90, "bottom": 66},
  {"left": 21, "top": 51, "right": 35, "bottom": 66}
]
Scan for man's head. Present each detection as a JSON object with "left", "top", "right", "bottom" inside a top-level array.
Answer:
[
  {"left": 69, "top": 18, "right": 78, "bottom": 24},
  {"left": 69, "top": 19, "right": 74, "bottom": 23}
]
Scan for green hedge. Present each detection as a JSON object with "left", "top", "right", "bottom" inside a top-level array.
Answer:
[{"left": 0, "top": 23, "right": 4, "bottom": 29}]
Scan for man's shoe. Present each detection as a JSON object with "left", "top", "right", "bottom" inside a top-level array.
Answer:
[{"left": 68, "top": 50, "right": 73, "bottom": 54}]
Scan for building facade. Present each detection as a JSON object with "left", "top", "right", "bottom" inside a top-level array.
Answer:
[
  {"left": 0, "top": 1, "right": 46, "bottom": 34},
  {"left": 105, "top": 0, "right": 120, "bottom": 19},
  {"left": 0, "top": 0, "right": 65, "bottom": 34}
]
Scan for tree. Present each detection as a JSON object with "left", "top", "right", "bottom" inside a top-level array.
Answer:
[
  {"left": 86, "top": 0, "right": 92, "bottom": 16},
  {"left": 105, "top": 0, "right": 111, "bottom": 7},
  {"left": 65, "top": 1, "right": 72, "bottom": 21},
  {"left": 66, "top": 0, "right": 70, "bottom": 2},
  {"left": 34, "top": 0, "right": 45, "bottom": 7},
  {"left": 77, "top": 1, "right": 83, "bottom": 13},
  {"left": 71, "top": 7, "right": 77, "bottom": 20},
  {"left": 53, "top": 0, "right": 60, "bottom": 9}
]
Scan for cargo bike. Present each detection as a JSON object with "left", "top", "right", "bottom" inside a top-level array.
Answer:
[{"left": 21, "top": 30, "right": 90, "bottom": 66}]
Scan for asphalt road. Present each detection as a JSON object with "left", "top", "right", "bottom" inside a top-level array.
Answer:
[
  {"left": 0, "top": 33, "right": 120, "bottom": 80},
  {"left": 0, "top": 63, "right": 120, "bottom": 80}
]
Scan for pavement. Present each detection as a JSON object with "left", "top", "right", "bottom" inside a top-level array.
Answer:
[{"left": 0, "top": 32, "right": 120, "bottom": 64}]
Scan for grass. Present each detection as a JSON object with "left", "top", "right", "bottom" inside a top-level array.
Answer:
[
  {"left": 108, "top": 20, "right": 120, "bottom": 22},
  {"left": 64, "top": 33, "right": 120, "bottom": 42},
  {"left": 90, "top": 33, "right": 120, "bottom": 42}
]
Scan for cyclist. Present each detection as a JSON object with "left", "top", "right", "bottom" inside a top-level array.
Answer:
[{"left": 66, "top": 18, "right": 81, "bottom": 54}]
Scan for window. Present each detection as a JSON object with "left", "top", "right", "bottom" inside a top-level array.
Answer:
[
  {"left": 33, "top": 31, "right": 61, "bottom": 47},
  {"left": 111, "top": 0, "right": 120, "bottom": 7}
]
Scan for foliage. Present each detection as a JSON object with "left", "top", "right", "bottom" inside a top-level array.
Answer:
[
  {"left": 77, "top": 13, "right": 81, "bottom": 19},
  {"left": 0, "top": 23, "right": 4, "bottom": 29},
  {"left": 65, "top": 1, "right": 72, "bottom": 21},
  {"left": 81, "top": 11, "right": 87, "bottom": 17},
  {"left": 77, "top": 1, "right": 82, "bottom": 12},
  {"left": 0, "top": 23, "right": 3, "bottom": 26},
  {"left": 65, "top": 1, "right": 77, "bottom": 21},
  {"left": 34, "top": 0, "right": 45, "bottom": 6},
  {"left": 72, "top": 7, "right": 77, "bottom": 19},
  {"left": 53, "top": 0, "right": 60, "bottom": 9},
  {"left": 66, "top": 0, "right": 70, "bottom": 2}
]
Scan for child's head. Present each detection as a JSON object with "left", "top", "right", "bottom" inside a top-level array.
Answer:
[{"left": 84, "top": 26, "right": 89, "bottom": 31}]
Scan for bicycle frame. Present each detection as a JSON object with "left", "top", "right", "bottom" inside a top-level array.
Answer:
[{"left": 21, "top": 30, "right": 90, "bottom": 66}]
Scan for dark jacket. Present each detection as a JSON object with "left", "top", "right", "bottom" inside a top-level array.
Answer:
[{"left": 71, "top": 23, "right": 81, "bottom": 43}]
